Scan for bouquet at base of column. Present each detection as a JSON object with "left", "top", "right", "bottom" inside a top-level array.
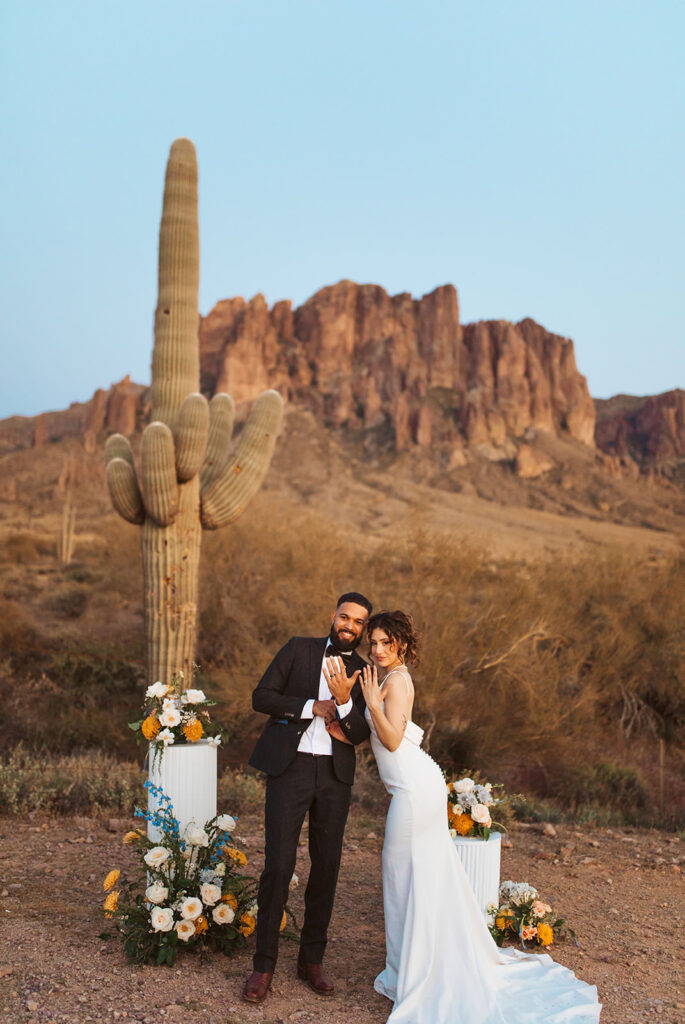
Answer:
[
  {"left": 100, "top": 784, "right": 297, "bottom": 966},
  {"left": 488, "top": 880, "right": 576, "bottom": 949}
]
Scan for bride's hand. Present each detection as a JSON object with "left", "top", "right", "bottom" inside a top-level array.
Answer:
[{"left": 360, "top": 663, "right": 382, "bottom": 711}]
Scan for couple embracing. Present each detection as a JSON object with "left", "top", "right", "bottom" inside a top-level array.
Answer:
[{"left": 243, "top": 593, "right": 602, "bottom": 1024}]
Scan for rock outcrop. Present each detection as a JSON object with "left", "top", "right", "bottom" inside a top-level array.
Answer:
[
  {"left": 596, "top": 390, "right": 685, "bottom": 464},
  {"left": 199, "top": 280, "right": 595, "bottom": 453}
]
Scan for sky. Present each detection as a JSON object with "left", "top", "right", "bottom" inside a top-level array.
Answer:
[{"left": 1, "top": 0, "right": 683, "bottom": 419}]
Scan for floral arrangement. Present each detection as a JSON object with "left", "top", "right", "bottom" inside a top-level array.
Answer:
[
  {"left": 487, "top": 880, "right": 575, "bottom": 949},
  {"left": 129, "top": 671, "right": 225, "bottom": 766},
  {"left": 446, "top": 775, "right": 507, "bottom": 839},
  {"left": 100, "top": 782, "right": 295, "bottom": 965}
]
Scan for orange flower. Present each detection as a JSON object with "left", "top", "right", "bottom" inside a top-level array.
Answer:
[
  {"left": 495, "top": 910, "right": 516, "bottom": 931},
  {"left": 453, "top": 814, "right": 475, "bottom": 836},
  {"left": 280, "top": 911, "right": 287, "bottom": 932},
  {"left": 103, "top": 869, "right": 120, "bottom": 892},
  {"left": 142, "top": 715, "right": 160, "bottom": 740},
  {"left": 536, "top": 923, "right": 553, "bottom": 946},
  {"left": 239, "top": 912, "right": 256, "bottom": 937},
  {"left": 226, "top": 848, "right": 247, "bottom": 867},
  {"left": 221, "top": 893, "right": 238, "bottom": 910},
  {"left": 103, "top": 891, "right": 119, "bottom": 917},
  {"left": 123, "top": 829, "right": 144, "bottom": 844},
  {"left": 183, "top": 719, "right": 203, "bottom": 742},
  {"left": 194, "top": 915, "right": 208, "bottom": 935},
  {"left": 521, "top": 925, "right": 537, "bottom": 941}
]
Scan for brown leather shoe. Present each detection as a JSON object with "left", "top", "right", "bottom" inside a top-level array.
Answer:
[
  {"left": 297, "top": 957, "right": 335, "bottom": 995},
  {"left": 242, "top": 970, "right": 273, "bottom": 1004}
]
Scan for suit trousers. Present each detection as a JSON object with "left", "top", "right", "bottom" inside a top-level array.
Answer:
[{"left": 253, "top": 752, "right": 352, "bottom": 972}]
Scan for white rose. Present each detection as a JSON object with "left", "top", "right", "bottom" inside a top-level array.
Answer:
[
  {"left": 471, "top": 804, "right": 492, "bottom": 826},
  {"left": 212, "top": 903, "right": 235, "bottom": 925},
  {"left": 451, "top": 803, "right": 464, "bottom": 815},
  {"left": 175, "top": 919, "right": 196, "bottom": 942},
  {"left": 144, "top": 846, "right": 170, "bottom": 868},
  {"left": 181, "top": 689, "right": 206, "bottom": 705},
  {"left": 159, "top": 707, "right": 181, "bottom": 728},
  {"left": 146, "top": 681, "right": 170, "bottom": 699},
  {"left": 200, "top": 882, "right": 222, "bottom": 906},
  {"left": 216, "top": 814, "right": 237, "bottom": 833},
  {"left": 179, "top": 897, "right": 203, "bottom": 921},
  {"left": 454, "top": 777, "right": 475, "bottom": 794},
  {"left": 145, "top": 882, "right": 169, "bottom": 904},
  {"left": 186, "top": 826, "right": 209, "bottom": 847},
  {"left": 150, "top": 906, "right": 174, "bottom": 932}
]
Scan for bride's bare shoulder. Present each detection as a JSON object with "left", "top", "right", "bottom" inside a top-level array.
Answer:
[{"left": 382, "top": 666, "right": 414, "bottom": 694}]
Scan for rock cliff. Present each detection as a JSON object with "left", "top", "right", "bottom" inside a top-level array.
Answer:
[
  {"left": 595, "top": 390, "right": 685, "bottom": 464},
  {"left": 198, "top": 280, "right": 595, "bottom": 454}
]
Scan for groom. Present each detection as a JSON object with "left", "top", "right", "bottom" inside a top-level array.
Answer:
[{"left": 242, "top": 592, "right": 372, "bottom": 1004}]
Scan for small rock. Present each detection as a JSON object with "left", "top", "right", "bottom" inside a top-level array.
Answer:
[
  {"left": 578, "top": 856, "right": 594, "bottom": 865},
  {"left": 541, "top": 823, "right": 557, "bottom": 838},
  {"left": 560, "top": 844, "right": 575, "bottom": 859},
  {"left": 534, "top": 852, "right": 554, "bottom": 861},
  {"left": 0, "top": 967, "right": 13, "bottom": 977},
  {"left": 589, "top": 840, "right": 600, "bottom": 848},
  {"left": 366, "top": 832, "right": 377, "bottom": 841},
  {"left": 27, "top": 1000, "right": 38, "bottom": 1011}
]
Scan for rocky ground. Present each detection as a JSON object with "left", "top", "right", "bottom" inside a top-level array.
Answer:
[{"left": 0, "top": 812, "right": 683, "bottom": 1024}]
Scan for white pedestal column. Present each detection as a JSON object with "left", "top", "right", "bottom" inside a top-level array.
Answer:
[
  {"left": 147, "top": 741, "right": 217, "bottom": 843},
  {"left": 452, "top": 831, "right": 502, "bottom": 917}
]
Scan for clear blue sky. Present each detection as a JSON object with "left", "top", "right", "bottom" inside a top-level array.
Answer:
[{"left": 1, "top": 0, "right": 683, "bottom": 418}]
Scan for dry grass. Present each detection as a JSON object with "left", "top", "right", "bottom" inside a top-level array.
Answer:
[{"left": 1, "top": 501, "right": 683, "bottom": 827}]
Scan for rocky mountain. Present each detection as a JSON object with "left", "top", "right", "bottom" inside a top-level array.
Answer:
[
  {"left": 199, "top": 280, "right": 595, "bottom": 459},
  {"left": 1, "top": 281, "right": 682, "bottom": 494}
]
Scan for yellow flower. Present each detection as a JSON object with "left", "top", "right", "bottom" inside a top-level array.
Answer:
[
  {"left": 221, "top": 893, "right": 238, "bottom": 910},
  {"left": 495, "top": 910, "right": 515, "bottom": 931},
  {"left": 194, "top": 915, "right": 208, "bottom": 935},
  {"left": 453, "top": 813, "right": 475, "bottom": 836},
  {"left": 226, "top": 848, "right": 247, "bottom": 866},
  {"left": 142, "top": 715, "right": 160, "bottom": 740},
  {"left": 103, "top": 869, "right": 120, "bottom": 892},
  {"left": 103, "top": 891, "right": 119, "bottom": 917},
  {"left": 183, "top": 719, "right": 203, "bottom": 742},
  {"left": 536, "top": 923, "right": 553, "bottom": 946},
  {"left": 280, "top": 911, "right": 287, "bottom": 932},
  {"left": 123, "top": 829, "right": 144, "bottom": 844},
  {"left": 239, "top": 912, "right": 256, "bottom": 937}
]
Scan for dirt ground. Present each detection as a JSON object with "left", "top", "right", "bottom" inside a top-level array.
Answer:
[{"left": 0, "top": 811, "right": 683, "bottom": 1024}]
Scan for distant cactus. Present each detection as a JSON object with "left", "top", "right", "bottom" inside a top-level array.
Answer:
[
  {"left": 58, "top": 498, "right": 76, "bottom": 566},
  {"left": 105, "top": 139, "right": 283, "bottom": 683}
]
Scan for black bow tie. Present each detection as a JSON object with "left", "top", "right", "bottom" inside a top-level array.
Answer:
[{"left": 325, "top": 643, "right": 352, "bottom": 658}]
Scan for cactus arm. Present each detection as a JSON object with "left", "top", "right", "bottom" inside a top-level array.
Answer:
[
  {"left": 104, "top": 433, "right": 135, "bottom": 467},
  {"left": 174, "top": 392, "right": 209, "bottom": 482},
  {"left": 199, "top": 393, "right": 235, "bottom": 490},
  {"left": 107, "top": 458, "right": 145, "bottom": 525},
  {"left": 151, "top": 138, "right": 200, "bottom": 429},
  {"left": 200, "top": 390, "right": 283, "bottom": 530},
  {"left": 140, "top": 422, "right": 179, "bottom": 527}
]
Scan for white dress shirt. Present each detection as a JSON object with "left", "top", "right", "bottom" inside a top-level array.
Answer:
[{"left": 298, "top": 643, "right": 354, "bottom": 755}]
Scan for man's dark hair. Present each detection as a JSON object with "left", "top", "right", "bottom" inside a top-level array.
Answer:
[{"left": 336, "top": 591, "right": 373, "bottom": 616}]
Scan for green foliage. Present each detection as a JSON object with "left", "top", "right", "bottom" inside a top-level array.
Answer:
[{"left": 45, "top": 585, "right": 88, "bottom": 619}]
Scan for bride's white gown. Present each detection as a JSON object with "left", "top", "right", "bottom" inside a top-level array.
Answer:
[{"left": 366, "top": 668, "right": 601, "bottom": 1023}]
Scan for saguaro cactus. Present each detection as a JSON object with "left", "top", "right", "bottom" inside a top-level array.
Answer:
[{"left": 105, "top": 138, "right": 283, "bottom": 683}]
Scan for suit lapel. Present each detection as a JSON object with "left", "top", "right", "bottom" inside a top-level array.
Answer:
[{"left": 309, "top": 638, "right": 327, "bottom": 697}]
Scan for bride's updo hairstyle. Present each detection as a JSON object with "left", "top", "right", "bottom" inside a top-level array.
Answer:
[{"left": 366, "top": 610, "right": 419, "bottom": 665}]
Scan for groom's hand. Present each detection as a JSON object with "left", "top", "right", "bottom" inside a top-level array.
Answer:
[{"left": 312, "top": 699, "right": 337, "bottom": 723}]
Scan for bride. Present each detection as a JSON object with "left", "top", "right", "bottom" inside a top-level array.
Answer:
[{"left": 324, "top": 609, "right": 601, "bottom": 1023}]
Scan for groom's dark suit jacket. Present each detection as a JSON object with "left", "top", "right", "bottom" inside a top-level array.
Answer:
[{"left": 249, "top": 637, "right": 370, "bottom": 785}]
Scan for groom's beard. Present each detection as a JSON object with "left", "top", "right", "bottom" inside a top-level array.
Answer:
[{"left": 329, "top": 625, "right": 362, "bottom": 653}]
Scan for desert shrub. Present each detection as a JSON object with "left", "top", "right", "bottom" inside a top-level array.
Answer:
[
  {"left": 0, "top": 596, "right": 36, "bottom": 657},
  {"left": 218, "top": 768, "right": 265, "bottom": 813},
  {"left": 0, "top": 745, "right": 143, "bottom": 815},
  {"left": 50, "top": 647, "right": 144, "bottom": 700},
  {"left": 46, "top": 586, "right": 88, "bottom": 618},
  {"left": 0, "top": 531, "right": 54, "bottom": 564}
]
